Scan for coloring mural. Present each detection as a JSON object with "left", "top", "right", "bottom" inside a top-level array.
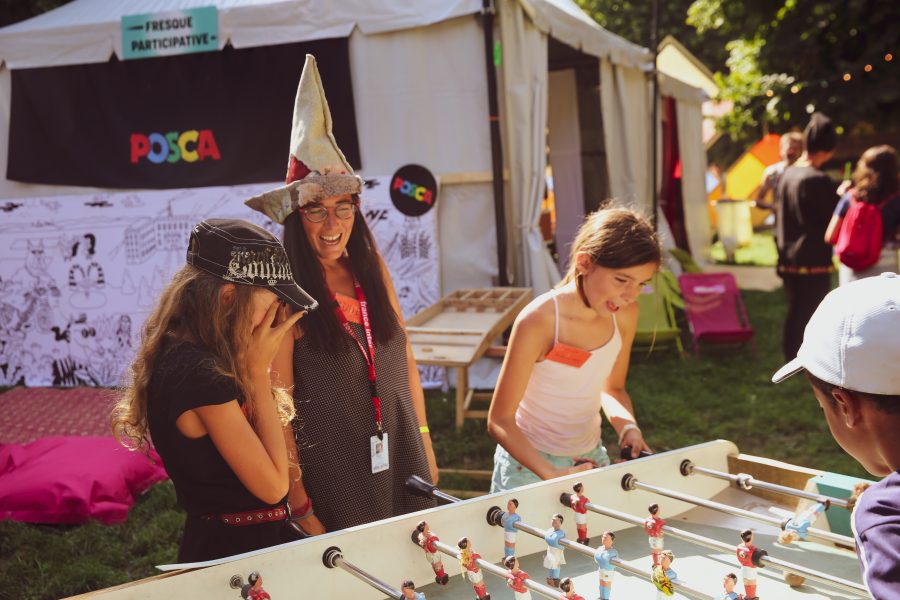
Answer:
[{"left": 0, "top": 176, "right": 440, "bottom": 387}]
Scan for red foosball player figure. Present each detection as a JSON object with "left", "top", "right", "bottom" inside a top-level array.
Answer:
[
  {"left": 644, "top": 503, "right": 666, "bottom": 566},
  {"left": 243, "top": 572, "right": 270, "bottom": 600},
  {"left": 559, "top": 577, "right": 585, "bottom": 600},
  {"left": 567, "top": 482, "right": 590, "bottom": 545},
  {"left": 416, "top": 521, "right": 450, "bottom": 585},
  {"left": 736, "top": 529, "right": 767, "bottom": 600},
  {"left": 718, "top": 573, "right": 743, "bottom": 600},
  {"left": 458, "top": 537, "right": 491, "bottom": 600},
  {"left": 503, "top": 555, "right": 532, "bottom": 600}
]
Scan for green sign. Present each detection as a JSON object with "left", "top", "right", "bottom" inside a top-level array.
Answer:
[{"left": 122, "top": 6, "right": 218, "bottom": 60}]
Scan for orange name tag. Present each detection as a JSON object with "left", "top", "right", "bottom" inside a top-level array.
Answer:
[{"left": 545, "top": 343, "right": 591, "bottom": 368}]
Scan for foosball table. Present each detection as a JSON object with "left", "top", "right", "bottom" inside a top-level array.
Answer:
[{"left": 71, "top": 441, "right": 870, "bottom": 599}]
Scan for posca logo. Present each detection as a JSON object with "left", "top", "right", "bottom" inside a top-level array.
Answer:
[
  {"left": 130, "top": 130, "right": 221, "bottom": 164},
  {"left": 389, "top": 164, "right": 438, "bottom": 217}
]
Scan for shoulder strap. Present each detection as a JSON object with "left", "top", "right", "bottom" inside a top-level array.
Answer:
[{"left": 550, "top": 294, "right": 560, "bottom": 345}]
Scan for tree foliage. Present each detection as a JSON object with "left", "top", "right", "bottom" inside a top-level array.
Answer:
[{"left": 577, "top": 0, "right": 900, "bottom": 144}]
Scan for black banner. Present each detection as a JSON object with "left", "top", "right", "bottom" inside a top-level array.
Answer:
[{"left": 8, "top": 38, "right": 360, "bottom": 189}]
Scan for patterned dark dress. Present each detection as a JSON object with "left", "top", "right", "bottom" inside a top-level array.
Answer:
[{"left": 291, "top": 299, "right": 435, "bottom": 532}]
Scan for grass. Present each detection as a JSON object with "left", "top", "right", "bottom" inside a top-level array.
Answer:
[
  {"left": 0, "top": 280, "right": 870, "bottom": 599},
  {"left": 709, "top": 231, "right": 778, "bottom": 266}
]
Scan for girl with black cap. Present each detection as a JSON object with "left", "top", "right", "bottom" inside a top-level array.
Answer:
[{"left": 112, "top": 218, "right": 316, "bottom": 562}]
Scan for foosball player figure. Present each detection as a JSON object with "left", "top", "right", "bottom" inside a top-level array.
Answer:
[
  {"left": 503, "top": 555, "right": 532, "bottom": 600},
  {"left": 736, "top": 529, "right": 767, "bottom": 600},
  {"left": 782, "top": 500, "right": 828, "bottom": 542},
  {"left": 718, "top": 573, "right": 742, "bottom": 600},
  {"left": 543, "top": 513, "right": 567, "bottom": 588},
  {"left": 559, "top": 577, "right": 585, "bottom": 600},
  {"left": 563, "top": 482, "right": 590, "bottom": 545},
  {"left": 501, "top": 498, "right": 522, "bottom": 558},
  {"left": 242, "top": 572, "right": 270, "bottom": 600},
  {"left": 400, "top": 580, "right": 426, "bottom": 600},
  {"left": 652, "top": 550, "right": 677, "bottom": 599},
  {"left": 644, "top": 503, "right": 666, "bottom": 566},
  {"left": 593, "top": 531, "right": 617, "bottom": 600},
  {"left": 458, "top": 537, "right": 491, "bottom": 600},
  {"left": 415, "top": 521, "right": 450, "bottom": 585}
]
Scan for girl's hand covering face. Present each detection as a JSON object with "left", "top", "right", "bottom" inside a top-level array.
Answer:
[{"left": 249, "top": 299, "right": 305, "bottom": 376}]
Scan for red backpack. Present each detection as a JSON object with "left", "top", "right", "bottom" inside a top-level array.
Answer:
[{"left": 835, "top": 193, "right": 886, "bottom": 270}]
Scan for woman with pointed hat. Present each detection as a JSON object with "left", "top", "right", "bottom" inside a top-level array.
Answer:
[{"left": 247, "top": 55, "right": 438, "bottom": 534}]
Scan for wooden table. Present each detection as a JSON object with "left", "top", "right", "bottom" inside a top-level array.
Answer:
[{"left": 407, "top": 287, "right": 531, "bottom": 428}]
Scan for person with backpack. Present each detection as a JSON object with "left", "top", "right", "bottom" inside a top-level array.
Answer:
[
  {"left": 825, "top": 145, "right": 900, "bottom": 285},
  {"left": 774, "top": 112, "right": 839, "bottom": 361}
]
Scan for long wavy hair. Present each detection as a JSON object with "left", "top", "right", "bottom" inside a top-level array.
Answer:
[
  {"left": 560, "top": 207, "right": 662, "bottom": 302},
  {"left": 852, "top": 145, "right": 898, "bottom": 205},
  {"left": 111, "top": 265, "right": 295, "bottom": 451},
  {"left": 282, "top": 196, "right": 397, "bottom": 353}
]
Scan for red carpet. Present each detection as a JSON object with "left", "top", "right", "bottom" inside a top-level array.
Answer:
[{"left": 0, "top": 387, "right": 118, "bottom": 444}]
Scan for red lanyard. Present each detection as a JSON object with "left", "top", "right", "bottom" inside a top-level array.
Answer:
[{"left": 334, "top": 278, "right": 382, "bottom": 437}]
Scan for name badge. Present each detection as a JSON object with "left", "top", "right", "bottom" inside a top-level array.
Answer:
[
  {"left": 370, "top": 433, "right": 389, "bottom": 474},
  {"left": 545, "top": 343, "right": 591, "bottom": 368}
]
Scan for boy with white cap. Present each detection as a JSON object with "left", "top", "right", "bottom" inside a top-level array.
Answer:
[{"left": 772, "top": 272, "right": 900, "bottom": 597}]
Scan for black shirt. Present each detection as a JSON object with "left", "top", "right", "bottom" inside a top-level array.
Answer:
[
  {"left": 148, "top": 342, "right": 292, "bottom": 562},
  {"left": 776, "top": 164, "right": 839, "bottom": 270}
]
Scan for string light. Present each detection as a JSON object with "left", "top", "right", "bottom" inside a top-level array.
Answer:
[
  {"left": 790, "top": 85, "right": 800, "bottom": 94},
  {"left": 864, "top": 64, "right": 873, "bottom": 72},
  {"left": 843, "top": 73, "right": 852, "bottom": 81},
  {"left": 886, "top": 53, "right": 893, "bottom": 62},
  {"left": 765, "top": 89, "right": 774, "bottom": 97}
]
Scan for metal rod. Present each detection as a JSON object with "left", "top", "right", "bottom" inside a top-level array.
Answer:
[
  {"left": 430, "top": 538, "right": 563, "bottom": 600},
  {"left": 322, "top": 547, "right": 402, "bottom": 599},
  {"left": 681, "top": 460, "right": 850, "bottom": 509},
  {"left": 580, "top": 500, "right": 867, "bottom": 596},
  {"left": 622, "top": 473, "right": 854, "bottom": 548},
  {"left": 487, "top": 508, "right": 715, "bottom": 600},
  {"left": 433, "top": 489, "right": 463, "bottom": 504}
]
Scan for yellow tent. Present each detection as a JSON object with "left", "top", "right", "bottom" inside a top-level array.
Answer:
[{"left": 708, "top": 133, "right": 782, "bottom": 229}]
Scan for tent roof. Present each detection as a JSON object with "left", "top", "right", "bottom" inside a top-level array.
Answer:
[{"left": 0, "top": 0, "right": 649, "bottom": 70}]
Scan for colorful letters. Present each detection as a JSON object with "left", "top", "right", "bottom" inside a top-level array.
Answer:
[
  {"left": 392, "top": 176, "right": 433, "bottom": 205},
  {"left": 130, "top": 130, "right": 221, "bottom": 164}
]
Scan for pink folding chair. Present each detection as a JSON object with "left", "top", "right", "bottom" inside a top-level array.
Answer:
[{"left": 677, "top": 272, "right": 756, "bottom": 357}]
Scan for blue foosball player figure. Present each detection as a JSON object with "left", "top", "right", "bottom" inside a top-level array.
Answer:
[
  {"left": 718, "top": 573, "right": 743, "bottom": 600},
  {"left": 400, "top": 579, "right": 426, "bottom": 600},
  {"left": 593, "top": 531, "right": 618, "bottom": 600},
  {"left": 543, "top": 513, "right": 567, "bottom": 588}
]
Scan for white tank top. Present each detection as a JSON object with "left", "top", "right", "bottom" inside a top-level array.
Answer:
[{"left": 515, "top": 294, "right": 622, "bottom": 456}]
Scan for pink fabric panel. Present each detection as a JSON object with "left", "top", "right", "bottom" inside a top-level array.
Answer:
[{"left": 0, "top": 436, "right": 168, "bottom": 525}]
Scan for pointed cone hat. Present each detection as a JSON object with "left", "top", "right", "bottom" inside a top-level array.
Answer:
[{"left": 246, "top": 54, "right": 361, "bottom": 223}]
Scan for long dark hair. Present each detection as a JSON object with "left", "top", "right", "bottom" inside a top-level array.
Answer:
[
  {"left": 853, "top": 145, "right": 898, "bottom": 205},
  {"left": 282, "top": 197, "right": 397, "bottom": 353}
]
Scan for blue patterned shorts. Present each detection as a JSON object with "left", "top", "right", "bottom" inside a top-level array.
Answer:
[{"left": 490, "top": 443, "right": 610, "bottom": 492}]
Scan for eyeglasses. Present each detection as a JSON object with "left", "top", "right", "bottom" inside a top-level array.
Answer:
[{"left": 299, "top": 201, "right": 357, "bottom": 223}]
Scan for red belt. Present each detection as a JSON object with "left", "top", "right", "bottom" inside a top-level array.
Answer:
[{"left": 200, "top": 504, "right": 289, "bottom": 526}]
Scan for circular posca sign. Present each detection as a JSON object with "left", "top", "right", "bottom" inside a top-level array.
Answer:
[{"left": 389, "top": 164, "right": 438, "bottom": 217}]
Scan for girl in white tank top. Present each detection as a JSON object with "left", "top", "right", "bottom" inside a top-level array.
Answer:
[{"left": 488, "top": 208, "right": 661, "bottom": 492}]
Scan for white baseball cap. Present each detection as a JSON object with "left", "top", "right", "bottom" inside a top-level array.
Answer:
[{"left": 772, "top": 272, "right": 900, "bottom": 395}]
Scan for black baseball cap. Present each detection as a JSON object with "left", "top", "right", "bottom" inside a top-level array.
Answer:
[{"left": 186, "top": 219, "right": 318, "bottom": 312}]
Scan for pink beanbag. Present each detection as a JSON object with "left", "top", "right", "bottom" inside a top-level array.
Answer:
[{"left": 0, "top": 436, "right": 168, "bottom": 524}]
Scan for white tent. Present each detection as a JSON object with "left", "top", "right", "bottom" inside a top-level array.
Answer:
[{"left": 0, "top": 0, "right": 710, "bottom": 296}]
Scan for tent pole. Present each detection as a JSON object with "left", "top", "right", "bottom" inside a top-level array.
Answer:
[
  {"left": 649, "top": 0, "right": 660, "bottom": 231},
  {"left": 480, "top": 0, "right": 510, "bottom": 286}
]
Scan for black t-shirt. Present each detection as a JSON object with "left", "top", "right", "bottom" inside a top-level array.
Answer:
[
  {"left": 147, "top": 342, "right": 280, "bottom": 515},
  {"left": 776, "top": 164, "right": 839, "bottom": 269}
]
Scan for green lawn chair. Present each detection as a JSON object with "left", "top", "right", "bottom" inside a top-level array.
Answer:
[{"left": 633, "top": 270, "right": 684, "bottom": 355}]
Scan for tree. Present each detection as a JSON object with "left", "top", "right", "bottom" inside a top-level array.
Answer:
[
  {"left": 690, "top": 0, "right": 900, "bottom": 142},
  {"left": 577, "top": 0, "right": 900, "bottom": 145},
  {"left": 0, "top": 0, "right": 72, "bottom": 28}
]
